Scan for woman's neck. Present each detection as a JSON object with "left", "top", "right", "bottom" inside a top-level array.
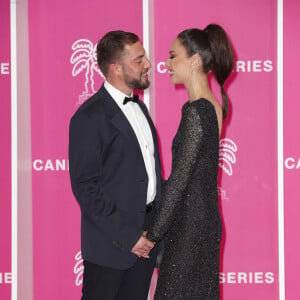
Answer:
[{"left": 185, "top": 73, "right": 212, "bottom": 102}]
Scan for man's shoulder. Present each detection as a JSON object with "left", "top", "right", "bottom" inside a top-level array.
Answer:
[
  {"left": 72, "top": 87, "right": 111, "bottom": 119},
  {"left": 77, "top": 91, "right": 102, "bottom": 113}
]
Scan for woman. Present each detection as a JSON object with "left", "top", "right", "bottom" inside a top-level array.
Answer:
[{"left": 146, "top": 24, "right": 234, "bottom": 299}]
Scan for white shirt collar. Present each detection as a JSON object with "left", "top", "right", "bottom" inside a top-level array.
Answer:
[{"left": 104, "top": 81, "right": 133, "bottom": 106}]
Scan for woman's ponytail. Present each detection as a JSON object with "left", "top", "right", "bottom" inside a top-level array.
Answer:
[{"left": 204, "top": 24, "right": 234, "bottom": 119}]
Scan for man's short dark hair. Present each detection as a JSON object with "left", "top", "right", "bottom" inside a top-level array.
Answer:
[{"left": 97, "top": 30, "right": 139, "bottom": 77}]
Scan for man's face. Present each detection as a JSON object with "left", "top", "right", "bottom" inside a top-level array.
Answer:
[{"left": 119, "top": 42, "right": 151, "bottom": 90}]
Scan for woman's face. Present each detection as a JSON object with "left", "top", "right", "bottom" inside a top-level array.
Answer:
[{"left": 166, "top": 38, "right": 192, "bottom": 85}]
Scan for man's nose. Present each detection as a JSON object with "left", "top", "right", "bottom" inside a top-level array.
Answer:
[{"left": 145, "top": 58, "right": 151, "bottom": 69}]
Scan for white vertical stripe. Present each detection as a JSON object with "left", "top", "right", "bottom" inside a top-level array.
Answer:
[
  {"left": 10, "top": 0, "right": 18, "bottom": 299},
  {"left": 143, "top": 0, "right": 150, "bottom": 110},
  {"left": 143, "top": 2, "right": 151, "bottom": 299},
  {"left": 277, "top": 0, "right": 285, "bottom": 299}
]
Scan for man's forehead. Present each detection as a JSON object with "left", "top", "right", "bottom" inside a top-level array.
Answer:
[{"left": 124, "top": 42, "right": 145, "bottom": 57}]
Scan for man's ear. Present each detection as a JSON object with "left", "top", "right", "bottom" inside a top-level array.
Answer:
[{"left": 109, "top": 63, "right": 122, "bottom": 77}]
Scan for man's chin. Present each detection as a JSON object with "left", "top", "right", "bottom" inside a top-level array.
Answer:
[
  {"left": 135, "top": 81, "right": 150, "bottom": 90},
  {"left": 126, "top": 77, "right": 150, "bottom": 90}
]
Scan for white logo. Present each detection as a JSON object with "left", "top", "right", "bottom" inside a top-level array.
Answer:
[
  {"left": 285, "top": 157, "right": 300, "bottom": 170},
  {"left": 33, "top": 159, "right": 69, "bottom": 171},
  {"left": 156, "top": 60, "right": 273, "bottom": 74},
  {"left": 0, "top": 272, "right": 12, "bottom": 284},
  {"left": 219, "top": 138, "right": 237, "bottom": 176},
  {"left": 0, "top": 62, "right": 10, "bottom": 75},
  {"left": 71, "top": 39, "right": 104, "bottom": 106},
  {"left": 218, "top": 186, "right": 229, "bottom": 201},
  {"left": 219, "top": 271, "right": 275, "bottom": 284},
  {"left": 74, "top": 251, "right": 84, "bottom": 286},
  {"left": 235, "top": 60, "right": 273, "bottom": 72}
]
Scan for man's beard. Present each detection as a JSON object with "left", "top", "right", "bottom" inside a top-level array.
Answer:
[{"left": 124, "top": 72, "right": 150, "bottom": 90}]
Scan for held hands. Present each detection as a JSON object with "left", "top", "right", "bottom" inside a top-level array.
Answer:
[{"left": 131, "top": 231, "right": 155, "bottom": 258}]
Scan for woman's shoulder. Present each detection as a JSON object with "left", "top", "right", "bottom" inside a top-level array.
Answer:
[
  {"left": 185, "top": 98, "right": 221, "bottom": 128},
  {"left": 191, "top": 98, "right": 215, "bottom": 107},
  {"left": 184, "top": 98, "right": 216, "bottom": 115}
]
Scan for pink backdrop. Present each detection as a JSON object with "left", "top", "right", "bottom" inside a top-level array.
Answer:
[
  {"left": 283, "top": 1, "right": 300, "bottom": 299},
  {"left": 28, "top": 0, "right": 143, "bottom": 299},
  {"left": 0, "top": 0, "right": 12, "bottom": 299},
  {"left": 1, "top": 0, "right": 300, "bottom": 299},
  {"left": 153, "top": 1, "right": 278, "bottom": 299}
]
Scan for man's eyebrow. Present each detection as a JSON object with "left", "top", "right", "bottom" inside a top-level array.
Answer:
[{"left": 134, "top": 54, "right": 145, "bottom": 60}]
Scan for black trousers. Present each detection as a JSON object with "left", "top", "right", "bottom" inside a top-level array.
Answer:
[{"left": 82, "top": 206, "right": 158, "bottom": 300}]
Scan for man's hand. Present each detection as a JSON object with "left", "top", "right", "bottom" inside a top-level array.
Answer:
[{"left": 131, "top": 232, "right": 154, "bottom": 258}]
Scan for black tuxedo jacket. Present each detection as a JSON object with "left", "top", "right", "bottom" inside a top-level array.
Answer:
[{"left": 69, "top": 84, "right": 162, "bottom": 270}]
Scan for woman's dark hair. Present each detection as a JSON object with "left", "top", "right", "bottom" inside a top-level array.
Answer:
[
  {"left": 177, "top": 24, "right": 234, "bottom": 119},
  {"left": 97, "top": 30, "right": 139, "bottom": 77}
]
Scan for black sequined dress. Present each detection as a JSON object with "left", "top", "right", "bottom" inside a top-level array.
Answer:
[{"left": 147, "top": 99, "right": 222, "bottom": 299}]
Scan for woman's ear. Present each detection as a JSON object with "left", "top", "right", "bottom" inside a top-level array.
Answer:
[{"left": 191, "top": 53, "right": 203, "bottom": 70}]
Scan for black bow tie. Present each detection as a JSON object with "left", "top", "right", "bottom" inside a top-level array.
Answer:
[{"left": 123, "top": 95, "right": 139, "bottom": 105}]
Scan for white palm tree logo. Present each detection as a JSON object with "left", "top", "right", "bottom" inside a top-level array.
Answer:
[
  {"left": 219, "top": 138, "right": 237, "bottom": 176},
  {"left": 71, "top": 39, "right": 104, "bottom": 105},
  {"left": 74, "top": 251, "right": 83, "bottom": 286}
]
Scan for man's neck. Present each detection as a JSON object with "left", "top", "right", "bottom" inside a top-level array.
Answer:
[{"left": 106, "top": 78, "right": 132, "bottom": 96}]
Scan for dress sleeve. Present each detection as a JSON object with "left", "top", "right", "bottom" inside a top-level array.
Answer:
[{"left": 147, "top": 104, "right": 203, "bottom": 242}]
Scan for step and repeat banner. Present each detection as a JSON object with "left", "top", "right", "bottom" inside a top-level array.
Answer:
[
  {"left": 283, "top": 1, "right": 300, "bottom": 300},
  {"left": 1, "top": 0, "right": 300, "bottom": 299},
  {"left": 28, "top": 0, "right": 143, "bottom": 299},
  {"left": 29, "top": 0, "right": 279, "bottom": 299},
  {"left": 0, "top": 1, "right": 12, "bottom": 299}
]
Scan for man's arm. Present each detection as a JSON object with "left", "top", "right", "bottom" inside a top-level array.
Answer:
[{"left": 69, "top": 112, "right": 142, "bottom": 253}]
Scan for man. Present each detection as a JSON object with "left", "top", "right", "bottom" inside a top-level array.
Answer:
[{"left": 69, "top": 30, "right": 162, "bottom": 299}]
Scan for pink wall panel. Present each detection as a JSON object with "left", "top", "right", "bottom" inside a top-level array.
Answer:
[
  {"left": 28, "top": 1, "right": 143, "bottom": 299},
  {"left": 2, "top": 0, "right": 300, "bottom": 299},
  {"left": 0, "top": 1, "right": 12, "bottom": 299},
  {"left": 283, "top": 1, "right": 300, "bottom": 299}
]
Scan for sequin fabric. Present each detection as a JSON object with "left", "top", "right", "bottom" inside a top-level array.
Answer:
[{"left": 147, "top": 99, "right": 222, "bottom": 299}]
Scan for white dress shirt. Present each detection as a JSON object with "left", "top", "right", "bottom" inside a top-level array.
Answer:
[{"left": 104, "top": 81, "right": 157, "bottom": 204}]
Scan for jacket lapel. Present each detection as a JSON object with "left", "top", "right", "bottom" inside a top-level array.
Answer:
[
  {"left": 99, "top": 85, "right": 161, "bottom": 187},
  {"left": 99, "top": 85, "right": 144, "bottom": 154}
]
